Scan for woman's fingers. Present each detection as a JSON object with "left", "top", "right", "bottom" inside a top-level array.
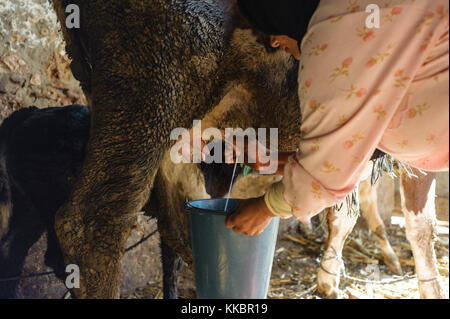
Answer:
[
  {"left": 226, "top": 212, "right": 245, "bottom": 228},
  {"left": 225, "top": 197, "right": 273, "bottom": 236},
  {"left": 225, "top": 210, "right": 244, "bottom": 228},
  {"left": 232, "top": 227, "right": 247, "bottom": 235},
  {"left": 225, "top": 215, "right": 235, "bottom": 228}
]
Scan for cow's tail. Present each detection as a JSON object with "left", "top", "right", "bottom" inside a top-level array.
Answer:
[
  {"left": 0, "top": 157, "right": 10, "bottom": 242},
  {"left": 0, "top": 123, "right": 12, "bottom": 241},
  {"left": 0, "top": 107, "right": 37, "bottom": 240}
]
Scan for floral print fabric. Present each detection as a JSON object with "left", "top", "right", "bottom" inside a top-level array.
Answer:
[{"left": 271, "top": 0, "right": 449, "bottom": 223}]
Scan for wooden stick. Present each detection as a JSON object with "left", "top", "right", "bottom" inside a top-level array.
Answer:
[
  {"left": 296, "top": 284, "right": 317, "bottom": 298},
  {"left": 349, "top": 257, "right": 379, "bottom": 265},
  {"left": 381, "top": 292, "right": 401, "bottom": 299},
  {"left": 348, "top": 238, "right": 383, "bottom": 261},
  {"left": 346, "top": 287, "right": 370, "bottom": 299},
  {"left": 435, "top": 245, "right": 449, "bottom": 253},
  {"left": 270, "top": 278, "right": 296, "bottom": 286},
  {"left": 298, "top": 234, "right": 321, "bottom": 247},
  {"left": 344, "top": 245, "right": 376, "bottom": 261},
  {"left": 399, "top": 258, "right": 415, "bottom": 266},
  {"left": 154, "top": 290, "right": 163, "bottom": 299},
  {"left": 283, "top": 234, "right": 311, "bottom": 246},
  {"left": 438, "top": 267, "right": 448, "bottom": 276}
]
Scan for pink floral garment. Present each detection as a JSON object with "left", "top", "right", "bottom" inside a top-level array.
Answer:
[{"left": 274, "top": 0, "right": 449, "bottom": 223}]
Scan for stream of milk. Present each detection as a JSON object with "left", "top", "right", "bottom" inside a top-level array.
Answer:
[{"left": 224, "top": 161, "right": 239, "bottom": 212}]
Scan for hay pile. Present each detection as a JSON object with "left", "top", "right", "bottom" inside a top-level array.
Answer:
[{"left": 269, "top": 222, "right": 449, "bottom": 299}]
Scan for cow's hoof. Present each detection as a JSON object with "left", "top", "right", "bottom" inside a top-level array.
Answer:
[
  {"left": 317, "top": 269, "right": 340, "bottom": 299},
  {"left": 317, "top": 283, "right": 340, "bottom": 299},
  {"left": 383, "top": 252, "right": 403, "bottom": 276}
]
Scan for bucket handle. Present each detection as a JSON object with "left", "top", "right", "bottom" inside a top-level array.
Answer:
[{"left": 184, "top": 198, "right": 192, "bottom": 211}]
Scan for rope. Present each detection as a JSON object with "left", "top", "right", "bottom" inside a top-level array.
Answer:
[
  {"left": 341, "top": 268, "right": 417, "bottom": 285},
  {"left": 319, "top": 246, "right": 418, "bottom": 285},
  {"left": 418, "top": 277, "right": 439, "bottom": 283},
  {"left": 319, "top": 245, "right": 344, "bottom": 277},
  {"left": 124, "top": 229, "right": 158, "bottom": 253},
  {"left": 0, "top": 271, "right": 55, "bottom": 283},
  {"left": 320, "top": 264, "right": 339, "bottom": 277}
]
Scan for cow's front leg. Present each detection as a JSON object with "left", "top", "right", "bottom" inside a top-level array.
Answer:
[
  {"left": 54, "top": 106, "right": 158, "bottom": 299},
  {"left": 317, "top": 205, "right": 358, "bottom": 299},
  {"left": 400, "top": 169, "right": 444, "bottom": 299},
  {"left": 359, "top": 179, "right": 402, "bottom": 275}
]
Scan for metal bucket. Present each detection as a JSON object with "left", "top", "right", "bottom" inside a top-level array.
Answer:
[{"left": 185, "top": 198, "right": 280, "bottom": 299}]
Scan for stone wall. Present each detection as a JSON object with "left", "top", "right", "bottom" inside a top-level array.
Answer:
[{"left": 0, "top": 0, "right": 86, "bottom": 121}]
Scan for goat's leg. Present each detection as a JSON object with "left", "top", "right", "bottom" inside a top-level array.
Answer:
[
  {"left": 400, "top": 169, "right": 444, "bottom": 299},
  {"left": 160, "top": 239, "right": 182, "bottom": 299},
  {"left": 359, "top": 179, "right": 402, "bottom": 275},
  {"left": 317, "top": 205, "right": 358, "bottom": 299}
]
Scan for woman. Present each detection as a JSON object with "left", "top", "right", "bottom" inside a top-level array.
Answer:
[{"left": 226, "top": 0, "right": 449, "bottom": 235}]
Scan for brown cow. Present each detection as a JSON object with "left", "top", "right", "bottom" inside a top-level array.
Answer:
[{"left": 317, "top": 171, "right": 444, "bottom": 299}]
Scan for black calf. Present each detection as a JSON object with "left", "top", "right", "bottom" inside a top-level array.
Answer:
[
  {"left": 0, "top": 105, "right": 89, "bottom": 298},
  {"left": 0, "top": 105, "right": 234, "bottom": 298}
]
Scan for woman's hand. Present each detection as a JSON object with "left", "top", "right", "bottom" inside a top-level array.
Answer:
[
  {"left": 224, "top": 137, "right": 294, "bottom": 175},
  {"left": 225, "top": 196, "right": 276, "bottom": 236}
]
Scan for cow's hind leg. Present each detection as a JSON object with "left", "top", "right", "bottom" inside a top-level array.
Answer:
[
  {"left": 359, "top": 179, "right": 402, "bottom": 275},
  {"left": 400, "top": 169, "right": 444, "bottom": 299},
  {"left": 160, "top": 239, "right": 182, "bottom": 299},
  {"left": 317, "top": 205, "right": 358, "bottom": 299}
]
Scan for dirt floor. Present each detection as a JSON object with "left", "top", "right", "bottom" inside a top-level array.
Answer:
[{"left": 127, "top": 220, "right": 449, "bottom": 299}]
